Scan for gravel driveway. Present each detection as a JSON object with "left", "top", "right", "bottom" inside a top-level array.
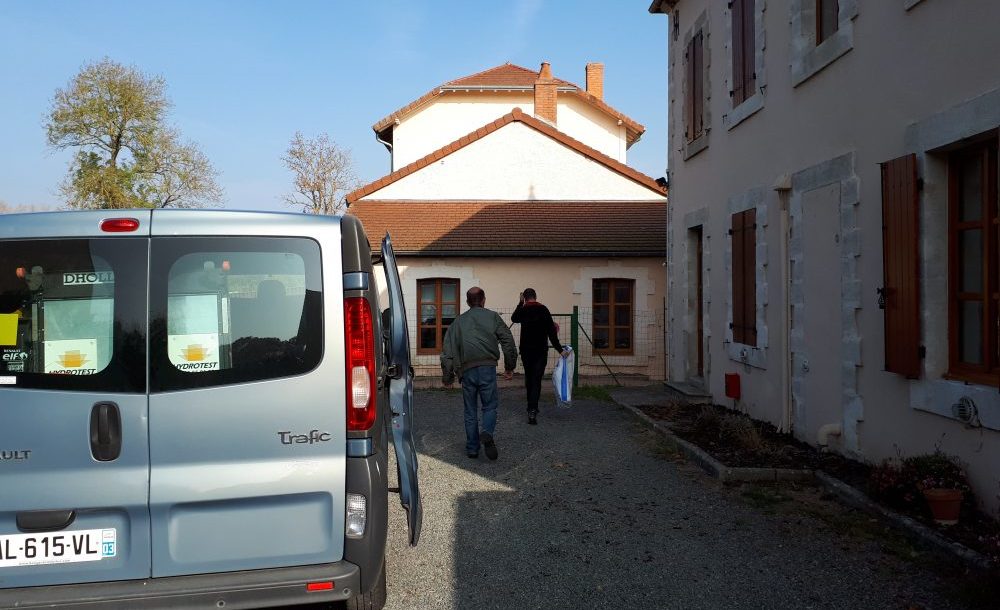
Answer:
[{"left": 381, "top": 387, "right": 972, "bottom": 610}]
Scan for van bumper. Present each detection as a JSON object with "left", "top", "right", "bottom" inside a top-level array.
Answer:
[{"left": 0, "top": 561, "right": 360, "bottom": 609}]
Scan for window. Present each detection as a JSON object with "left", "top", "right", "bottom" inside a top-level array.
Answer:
[
  {"left": 150, "top": 237, "right": 323, "bottom": 391},
  {"left": 685, "top": 30, "right": 705, "bottom": 143},
  {"left": 731, "top": 0, "right": 756, "bottom": 106},
  {"left": 417, "top": 278, "right": 459, "bottom": 354},
  {"left": 816, "top": 0, "right": 839, "bottom": 44},
  {"left": 731, "top": 209, "right": 757, "bottom": 346},
  {"left": 948, "top": 138, "right": 999, "bottom": 384},
  {"left": 0, "top": 238, "right": 147, "bottom": 392},
  {"left": 593, "top": 279, "right": 633, "bottom": 355}
]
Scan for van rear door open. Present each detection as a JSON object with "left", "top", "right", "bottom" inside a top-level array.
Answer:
[{"left": 0, "top": 211, "right": 152, "bottom": 589}]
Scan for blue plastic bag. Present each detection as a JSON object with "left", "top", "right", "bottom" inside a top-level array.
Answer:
[{"left": 552, "top": 347, "right": 574, "bottom": 408}]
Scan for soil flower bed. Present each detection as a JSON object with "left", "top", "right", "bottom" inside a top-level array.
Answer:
[{"left": 634, "top": 401, "right": 1000, "bottom": 568}]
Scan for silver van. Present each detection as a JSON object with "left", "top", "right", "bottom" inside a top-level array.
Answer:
[{"left": 0, "top": 210, "right": 421, "bottom": 609}]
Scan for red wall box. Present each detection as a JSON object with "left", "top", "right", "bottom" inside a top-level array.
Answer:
[{"left": 724, "top": 373, "right": 741, "bottom": 400}]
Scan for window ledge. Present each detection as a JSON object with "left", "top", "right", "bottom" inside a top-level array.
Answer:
[
  {"left": 726, "top": 341, "right": 766, "bottom": 369},
  {"left": 911, "top": 377, "right": 1000, "bottom": 432},
  {"left": 791, "top": 22, "right": 855, "bottom": 88},
  {"left": 683, "top": 132, "right": 710, "bottom": 160},
  {"left": 724, "top": 92, "right": 764, "bottom": 131}
]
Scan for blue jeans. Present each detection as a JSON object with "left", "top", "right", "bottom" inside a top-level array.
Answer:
[{"left": 462, "top": 365, "right": 499, "bottom": 454}]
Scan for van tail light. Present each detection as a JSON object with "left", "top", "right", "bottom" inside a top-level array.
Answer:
[
  {"left": 100, "top": 218, "right": 140, "bottom": 232},
  {"left": 344, "top": 297, "right": 376, "bottom": 431}
]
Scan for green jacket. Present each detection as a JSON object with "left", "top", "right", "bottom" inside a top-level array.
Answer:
[{"left": 440, "top": 306, "right": 517, "bottom": 383}]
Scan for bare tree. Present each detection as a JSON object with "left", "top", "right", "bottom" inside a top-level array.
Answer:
[
  {"left": 282, "top": 132, "right": 358, "bottom": 215},
  {"left": 0, "top": 200, "right": 34, "bottom": 214}
]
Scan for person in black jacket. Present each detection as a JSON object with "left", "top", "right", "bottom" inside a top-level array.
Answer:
[{"left": 511, "top": 288, "right": 570, "bottom": 425}]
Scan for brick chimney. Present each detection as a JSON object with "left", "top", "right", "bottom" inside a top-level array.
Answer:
[
  {"left": 585, "top": 62, "right": 604, "bottom": 99},
  {"left": 533, "top": 61, "right": 557, "bottom": 125}
]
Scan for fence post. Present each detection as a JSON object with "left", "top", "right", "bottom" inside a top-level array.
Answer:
[{"left": 571, "top": 306, "right": 579, "bottom": 388}]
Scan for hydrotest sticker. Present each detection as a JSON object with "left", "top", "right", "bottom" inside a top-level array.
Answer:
[
  {"left": 43, "top": 339, "right": 99, "bottom": 375},
  {"left": 168, "top": 333, "right": 221, "bottom": 372}
]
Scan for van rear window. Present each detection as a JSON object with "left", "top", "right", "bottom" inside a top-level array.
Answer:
[
  {"left": 149, "top": 237, "right": 323, "bottom": 392},
  {"left": 0, "top": 238, "right": 147, "bottom": 392}
]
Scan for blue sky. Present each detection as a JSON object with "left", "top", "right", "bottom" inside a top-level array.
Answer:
[{"left": 0, "top": 1, "right": 668, "bottom": 211}]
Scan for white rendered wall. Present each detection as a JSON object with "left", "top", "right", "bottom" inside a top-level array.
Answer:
[
  {"left": 366, "top": 122, "right": 662, "bottom": 201},
  {"left": 392, "top": 93, "right": 626, "bottom": 169}
]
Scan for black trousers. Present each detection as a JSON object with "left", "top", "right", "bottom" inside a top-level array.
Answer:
[{"left": 522, "top": 351, "right": 548, "bottom": 414}]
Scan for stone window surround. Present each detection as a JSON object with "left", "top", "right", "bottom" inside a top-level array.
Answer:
[
  {"left": 573, "top": 262, "right": 656, "bottom": 367},
  {"left": 904, "top": 86, "right": 1000, "bottom": 431},
  {"left": 903, "top": 0, "right": 924, "bottom": 10},
  {"left": 788, "top": 153, "right": 863, "bottom": 453},
  {"left": 723, "top": 0, "right": 767, "bottom": 130},
  {"left": 681, "top": 10, "right": 711, "bottom": 160},
  {"left": 683, "top": 207, "right": 712, "bottom": 383},
  {"left": 725, "top": 187, "right": 768, "bottom": 369},
  {"left": 790, "top": 0, "right": 859, "bottom": 87}
]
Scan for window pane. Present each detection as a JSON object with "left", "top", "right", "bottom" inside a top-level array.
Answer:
[
  {"left": 442, "top": 304, "right": 456, "bottom": 319},
  {"left": 152, "top": 237, "right": 323, "bottom": 391},
  {"left": 0, "top": 238, "right": 147, "bottom": 392},
  {"left": 421, "top": 304, "right": 437, "bottom": 325},
  {"left": 420, "top": 282, "right": 436, "bottom": 303},
  {"left": 959, "top": 229, "right": 983, "bottom": 292},
  {"left": 614, "top": 283, "right": 632, "bottom": 303},
  {"left": 614, "top": 305, "right": 631, "bottom": 326},
  {"left": 441, "top": 282, "right": 457, "bottom": 303},
  {"left": 959, "top": 300, "right": 983, "bottom": 365},
  {"left": 819, "top": 0, "right": 839, "bottom": 42},
  {"left": 420, "top": 327, "right": 437, "bottom": 349},
  {"left": 594, "top": 305, "right": 610, "bottom": 325},
  {"left": 959, "top": 154, "right": 983, "bottom": 222},
  {"left": 615, "top": 328, "right": 632, "bottom": 350},
  {"left": 594, "top": 328, "right": 609, "bottom": 349},
  {"left": 593, "top": 281, "right": 609, "bottom": 303}
]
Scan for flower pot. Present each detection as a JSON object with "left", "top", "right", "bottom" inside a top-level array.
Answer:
[{"left": 922, "top": 488, "right": 963, "bottom": 525}]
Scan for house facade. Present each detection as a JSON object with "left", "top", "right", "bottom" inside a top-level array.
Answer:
[
  {"left": 649, "top": 0, "right": 1000, "bottom": 512},
  {"left": 348, "top": 63, "right": 668, "bottom": 381}
]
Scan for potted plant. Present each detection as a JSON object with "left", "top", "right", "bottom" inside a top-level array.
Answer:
[{"left": 906, "top": 452, "right": 971, "bottom": 526}]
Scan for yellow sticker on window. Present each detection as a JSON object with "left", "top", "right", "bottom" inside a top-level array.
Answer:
[{"left": 0, "top": 313, "right": 19, "bottom": 346}]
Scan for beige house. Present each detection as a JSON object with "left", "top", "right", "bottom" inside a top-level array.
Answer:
[
  {"left": 649, "top": 0, "right": 1000, "bottom": 512},
  {"left": 347, "top": 63, "right": 668, "bottom": 380}
]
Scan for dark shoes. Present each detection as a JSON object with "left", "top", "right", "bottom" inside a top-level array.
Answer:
[
  {"left": 528, "top": 412, "right": 538, "bottom": 425},
  {"left": 481, "top": 432, "right": 498, "bottom": 460},
  {"left": 467, "top": 452, "right": 479, "bottom": 459}
]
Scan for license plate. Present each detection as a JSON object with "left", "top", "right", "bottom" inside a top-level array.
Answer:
[{"left": 0, "top": 528, "right": 117, "bottom": 568}]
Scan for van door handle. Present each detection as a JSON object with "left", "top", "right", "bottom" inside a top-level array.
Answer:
[
  {"left": 16, "top": 510, "right": 76, "bottom": 533},
  {"left": 90, "top": 402, "right": 121, "bottom": 461}
]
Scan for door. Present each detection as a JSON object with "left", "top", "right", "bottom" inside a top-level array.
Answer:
[
  {"left": 0, "top": 233, "right": 151, "bottom": 588},
  {"left": 146, "top": 234, "right": 342, "bottom": 577},
  {"left": 380, "top": 234, "right": 422, "bottom": 546}
]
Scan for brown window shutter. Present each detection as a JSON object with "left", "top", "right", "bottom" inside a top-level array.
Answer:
[
  {"left": 685, "top": 38, "right": 695, "bottom": 141},
  {"left": 744, "top": 0, "right": 756, "bottom": 97},
  {"left": 732, "top": 212, "right": 746, "bottom": 344},
  {"left": 743, "top": 208, "right": 757, "bottom": 347},
  {"left": 693, "top": 32, "right": 704, "bottom": 138},
  {"left": 880, "top": 153, "right": 921, "bottom": 378},
  {"left": 731, "top": 0, "right": 745, "bottom": 106}
]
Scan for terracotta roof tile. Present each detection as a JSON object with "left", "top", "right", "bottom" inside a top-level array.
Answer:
[
  {"left": 371, "top": 63, "right": 644, "bottom": 144},
  {"left": 345, "top": 108, "right": 667, "bottom": 203},
  {"left": 348, "top": 200, "right": 667, "bottom": 256}
]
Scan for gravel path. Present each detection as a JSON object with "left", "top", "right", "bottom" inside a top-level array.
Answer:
[{"left": 381, "top": 387, "right": 971, "bottom": 610}]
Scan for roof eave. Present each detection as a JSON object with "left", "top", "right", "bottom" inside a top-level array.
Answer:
[{"left": 648, "top": 0, "right": 678, "bottom": 14}]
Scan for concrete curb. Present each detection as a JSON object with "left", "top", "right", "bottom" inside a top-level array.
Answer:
[{"left": 616, "top": 398, "right": 994, "bottom": 571}]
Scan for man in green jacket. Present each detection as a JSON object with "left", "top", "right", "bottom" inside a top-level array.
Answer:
[{"left": 441, "top": 286, "right": 517, "bottom": 460}]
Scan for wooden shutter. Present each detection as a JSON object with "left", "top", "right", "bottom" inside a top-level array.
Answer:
[
  {"left": 732, "top": 212, "right": 746, "bottom": 344},
  {"left": 731, "top": 0, "right": 745, "bottom": 105},
  {"left": 685, "top": 38, "right": 695, "bottom": 141},
  {"left": 692, "top": 32, "right": 704, "bottom": 138},
  {"left": 881, "top": 153, "right": 921, "bottom": 378},
  {"left": 743, "top": 0, "right": 756, "bottom": 97},
  {"left": 742, "top": 208, "right": 757, "bottom": 346}
]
